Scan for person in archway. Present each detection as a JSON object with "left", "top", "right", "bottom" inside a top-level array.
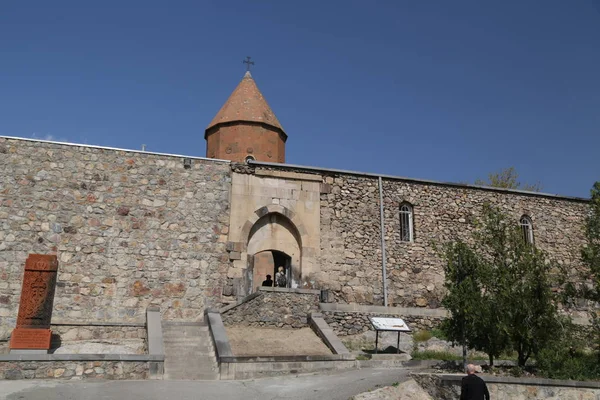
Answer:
[
  {"left": 275, "top": 266, "right": 287, "bottom": 288},
  {"left": 261, "top": 274, "right": 273, "bottom": 287}
]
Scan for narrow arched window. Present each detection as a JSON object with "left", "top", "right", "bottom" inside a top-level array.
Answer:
[
  {"left": 399, "top": 203, "right": 414, "bottom": 242},
  {"left": 519, "top": 215, "right": 534, "bottom": 244}
]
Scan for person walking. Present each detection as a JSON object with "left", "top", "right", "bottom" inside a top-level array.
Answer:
[{"left": 460, "top": 364, "right": 490, "bottom": 400}]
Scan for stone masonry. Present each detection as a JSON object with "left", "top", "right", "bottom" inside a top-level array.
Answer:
[
  {"left": 221, "top": 288, "right": 320, "bottom": 329},
  {"left": 317, "top": 172, "right": 588, "bottom": 308},
  {"left": 0, "top": 360, "right": 149, "bottom": 380},
  {"left": 0, "top": 136, "right": 592, "bottom": 338},
  {"left": 323, "top": 311, "right": 444, "bottom": 337},
  {"left": 0, "top": 137, "right": 231, "bottom": 336}
]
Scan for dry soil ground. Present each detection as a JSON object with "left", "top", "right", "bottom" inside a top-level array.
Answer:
[{"left": 225, "top": 326, "right": 332, "bottom": 356}]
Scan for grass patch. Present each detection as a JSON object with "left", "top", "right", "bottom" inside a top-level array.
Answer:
[
  {"left": 411, "top": 350, "right": 462, "bottom": 361},
  {"left": 412, "top": 330, "right": 433, "bottom": 342},
  {"left": 430, "top": 328, "right": 447, "bottom": 340}
]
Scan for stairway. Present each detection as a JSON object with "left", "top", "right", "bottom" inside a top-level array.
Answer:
[{"left": 162, "top": 321, "right": 220, "bottom": 380}]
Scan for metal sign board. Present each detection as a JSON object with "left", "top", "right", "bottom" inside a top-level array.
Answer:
[{"left": 369, "top": 317, "right": 411, "bottom": 332}]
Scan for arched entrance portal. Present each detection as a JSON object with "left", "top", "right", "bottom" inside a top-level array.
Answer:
[
  {"left": 251, "top": 250, "right": 291, "bottom": 291},
  {"left": 246, "top": 212, "right": 301, "bottom": 294}
]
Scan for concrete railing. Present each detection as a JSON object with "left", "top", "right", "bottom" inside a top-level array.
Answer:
[
  {"left": 308, "top": 312, "right": 350, "bottom": 355},
  {"left": 204, "top": 309, "right": 233, "bottom": 360},
  {"left": 145, "top": 306, "right": 164, "bottom": 379}
]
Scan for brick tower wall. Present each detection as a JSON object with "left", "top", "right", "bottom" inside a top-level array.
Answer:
[{"left": 205, "top": 123, "right": 285, "bottom": 163}]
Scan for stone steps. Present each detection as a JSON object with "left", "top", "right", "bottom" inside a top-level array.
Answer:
[{"left": 162, "top": 321, "right": 220, "bottom": 380}]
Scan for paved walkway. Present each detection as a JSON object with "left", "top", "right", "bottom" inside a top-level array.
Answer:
[{"left": 0, "top": 368, "right": 410, "bottom": 400}]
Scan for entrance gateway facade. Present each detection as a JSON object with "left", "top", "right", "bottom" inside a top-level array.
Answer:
[{"left": 227, "top": 175, "right": 321, "bottom": 299}]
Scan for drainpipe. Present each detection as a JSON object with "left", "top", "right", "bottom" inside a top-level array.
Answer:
[{"left": 378, "top": 176, "right": 388, "bottom": 307}]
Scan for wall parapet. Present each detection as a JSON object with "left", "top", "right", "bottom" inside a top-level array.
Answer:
[{"left": 412, "top": 372, "right": 600, "bottom": 399}]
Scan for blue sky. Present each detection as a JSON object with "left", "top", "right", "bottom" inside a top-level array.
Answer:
[{"left": 1, "top": 1, "right": 599, "bottom": 197}]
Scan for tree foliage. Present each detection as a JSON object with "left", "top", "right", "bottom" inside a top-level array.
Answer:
[
  {"left": 441, "top": 205, "right": 566, "bottom": 367},
  {"left": 475, "top": 167, "right": 542, "bottom": 192},
  {"left": 440, "top": 241, "right": 508, "bottom": 366},
  {"left": 581, "top": 182, "right": 600, "bottom": 354}
]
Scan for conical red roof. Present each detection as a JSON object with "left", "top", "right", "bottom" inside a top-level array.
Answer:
[{"left": 206, "top": 72, "right": 285, "bottom": 136}]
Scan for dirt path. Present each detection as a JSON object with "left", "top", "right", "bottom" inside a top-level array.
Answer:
[{"left": 225, "top": 326, "right": 332, "bottom": 356}]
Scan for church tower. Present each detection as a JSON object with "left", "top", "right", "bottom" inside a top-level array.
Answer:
[{"left": 205, "top": 71, "right": 287, "bottom": 163}]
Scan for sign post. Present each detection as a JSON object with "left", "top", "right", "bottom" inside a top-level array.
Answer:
[{"left": 369, "top": 317, "right": 411, "bottom": 354}]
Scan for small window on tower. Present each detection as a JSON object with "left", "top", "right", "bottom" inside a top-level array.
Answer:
[{"left": 399, "top": 203, "right": 414, "bottom": 242}]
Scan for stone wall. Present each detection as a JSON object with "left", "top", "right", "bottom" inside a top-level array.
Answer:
[
  {"left": 323, "top": 311, "right": 443, "bottom": 336},
  {"left": 0, "top": 360, "right": 149, "bottom": 380},
  {"left": 413, "top": 373, "right": 600, "bottom": 400},
  {"left": 221, "top": 288, "right": 320, "bottom": 328},
  {"left": 50, "top": 324, "right": 147, "bottom": 354},
  {"left": 0, "top": 137, "right": 231, "bottom": 335},
  {"left": 315, "top": 170, "right": 588, "bottom": 308}
]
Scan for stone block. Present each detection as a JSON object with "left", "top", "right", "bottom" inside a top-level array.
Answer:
[{"left": 10, "top": 328, "right": 52, "bottom": 350}]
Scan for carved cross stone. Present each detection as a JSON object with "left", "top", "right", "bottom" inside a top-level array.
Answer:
[{"left": 10, "top": 254, "right": 59, "bottom": 352}]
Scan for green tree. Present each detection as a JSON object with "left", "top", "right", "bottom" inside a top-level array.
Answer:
[
  {"left": 476, "top": 205, "right": 566, "bottom": 366},
  {"left": 475, "top": 167, "right": 542, "bottom": 192},
  {"left": 581, "top": 182, "right": 600, "bottom": 355},
  {"left": 440, "top": 241, "right": 481, "bottom": 369},
  {"left": 440, "top": 241, "right": 509, "bottom": 366},
  {"left": 441, "top": 205, "right": 567, "bottom": 367}
]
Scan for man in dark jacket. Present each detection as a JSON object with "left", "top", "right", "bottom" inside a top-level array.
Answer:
[
  {"left": 261, "top": 275, "right": 273, "bottom": 287},
  {"left": 460, "top": 364, "right": 490, "bottom": 400}
]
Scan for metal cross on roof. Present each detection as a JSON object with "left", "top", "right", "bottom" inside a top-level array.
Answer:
[{"left": 243, "top": 56, "right": 254, "bottom": 72}]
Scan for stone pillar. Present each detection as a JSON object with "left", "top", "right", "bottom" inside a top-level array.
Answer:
[{"left": 10, "top": 254, "right": 59, "bottom": 353}]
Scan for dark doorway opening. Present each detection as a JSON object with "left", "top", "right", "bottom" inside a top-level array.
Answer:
[
  {"left": 252, "top": 250, "right": 292, "bottom": 292},
  {"left": 272, "top": 250, "right": 291, "bottom": 288}
]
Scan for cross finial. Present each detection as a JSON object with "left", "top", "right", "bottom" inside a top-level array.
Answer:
[{"left": 243, "top": 56, "right": 254, "bottom": 72}]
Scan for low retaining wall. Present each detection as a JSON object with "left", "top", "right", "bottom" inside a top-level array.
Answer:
[
  {"left": 0, "top": 354, "right": 163, "bottom": 380},
  {"left": 221, "top": 287, "right": 321, "bottom": 328},
  {"left": 50, "top": 322, "right": 147, "bottom": 354},
  {"left": 320, "top": 303, "right": 447, "bottom": 335},
  {"left": 219, "top": 355, "right": 356, "bottom": 380},
  {"left": 412, "top": 373, "right": 600, "bottom": 399}
]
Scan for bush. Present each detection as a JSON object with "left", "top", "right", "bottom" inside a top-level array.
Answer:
[
  {"left": 430, "top": 328, "right": 447, "bottom": 340},
  {"left": 537, "top": 346, "right": 600, "bottom": 381},
  {"left": 412, "top": 330, "right": 433, "bottom": 342}
]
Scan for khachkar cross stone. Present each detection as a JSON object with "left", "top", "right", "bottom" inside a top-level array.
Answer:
[{"left": 10, "top": 254, "right": 59, "bottom": 353}]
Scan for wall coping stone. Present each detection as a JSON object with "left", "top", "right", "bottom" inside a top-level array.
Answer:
[
  {"left": 205, "top": 311, "right": 234, "bottom": 359},
  {"left": 258, "top": 287, "right": 321, "bottom": 295},
  {"left": 146, "top": 307, "right": 164, "bottom": 356},
  {"left": 50, "top": 321, "right": 146, "bottom": 327},
  {"left": 0, "top": 354, "right": 164, "bottom": 362},
  {"left": 249, "top": 159, "right": 589, "bottom": 202},
  {"left": 308, "top": 312, "right": 350, "bottom": 355},
  {"left": 0, "top": 135, "right": 231, "bottom": 164},
  {"left": 220, "top": 354, "right": 355, "bottom": 363},
  {"left": 416, "top": 373, "right": 600, "bottom": 390},
  {"left": 319, "top": 303, "right": 449, "bottom": 318},
  {"left": 161, "top": 321, "right": 204, "bottom": 327},
  {"left": 255, "top": 168, "right": 322, "bottom": 182}
]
